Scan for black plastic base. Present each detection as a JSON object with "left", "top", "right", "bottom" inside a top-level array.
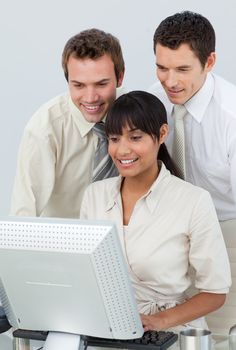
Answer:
[
  {"left": 13, "top": 329, "right": 48, "bottom": 341},
  {"left": 0, "top": 307, "right": 11, "bottom": 334}
]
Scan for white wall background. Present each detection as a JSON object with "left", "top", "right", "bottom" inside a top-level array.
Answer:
[{"left": 1, "top": 0, "right": 236, "bottom": 215}]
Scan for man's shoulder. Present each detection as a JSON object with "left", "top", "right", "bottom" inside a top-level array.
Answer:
[
  {"left": 213, "top": 73, "right": 236, "bottom": 90},
  {"left": 148, "top": 80, "right": 166, "bottom": 96},
  {"left": 116, "top": 85, "right": 127, "bottom": 99},
  {"left": 40, "top": 91, "right": 70, "bottom": 109},
  {"left": 26, "top": 92, "right": 70, "bottom": 131},
  {"left": 148, "top": 81, "right": 173, "bottom": 114},
  {"left": 89, "top": 176, "right": 119, "bottom": 190},
  {"left": 85, "top": 176, "right": 120, "bottom": 201},
  {"left": 214, "top": 73, "right": 236, "bottom": 100},
  {"left": 213, "top": 73, "right": 236, "bottom": 117}
]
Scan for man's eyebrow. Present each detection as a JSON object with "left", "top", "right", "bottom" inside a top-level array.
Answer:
[
  {"left": 96, "top": 78, "right": 111, "bottom": 83},
  {"left": 156, "top": 63, "right": 191, "bottom": 69},
  {"left": 176, "top": 65, "right": 192, "bottom": 69},
  {"left": 156, "top": 62, "right": 165, "bottom": 68},
  {"left": 70, "top": 78, "right": 111, "bottom": 84},
  {"left": 70, "top": 80, "right": 81, "bottom": 84}
]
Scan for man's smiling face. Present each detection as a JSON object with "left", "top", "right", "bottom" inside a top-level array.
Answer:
[
  {"left": 68, "top": 53, "right": 123, "bottom": 123},
  {"left": 155, "top": 43, "right": 215, "bottom": 104}
]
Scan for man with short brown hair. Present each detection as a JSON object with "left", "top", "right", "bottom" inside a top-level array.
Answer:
[{"left": 11, "top": 28, "right": 125, "bottom": 218}]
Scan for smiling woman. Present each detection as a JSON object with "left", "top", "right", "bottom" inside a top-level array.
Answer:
[
  {"left": 105, "top": 91, "right": 175, "bottom": 201},
  {"left": 80, "top": 90, "right": 231, "bottom": 333}
]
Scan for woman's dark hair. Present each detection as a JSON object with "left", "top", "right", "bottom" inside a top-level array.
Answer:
[{"left": 105, "top": 90, "right": 178, "bottom": 176}]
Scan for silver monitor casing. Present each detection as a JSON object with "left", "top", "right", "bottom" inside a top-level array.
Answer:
[{"left": 0, "top": 217, "right": 143, "bottom": 339}]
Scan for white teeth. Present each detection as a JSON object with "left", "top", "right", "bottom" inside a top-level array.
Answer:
[
  {"left": 120, "top": 159, "right": 136, "bottom": 164},
  {"left": 83, "top": 105, "right": 99, "bottom": 110}
]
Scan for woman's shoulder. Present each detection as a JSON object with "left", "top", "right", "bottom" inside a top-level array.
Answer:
[
  {"left": 159, "top": 163, "right": 209, "bottom": 199},
  {"left": 169, "top": 174, "right": 212, "bottom": 202},
  {"left": 161, "top": 175, "right": 217, "bottom": 223}
]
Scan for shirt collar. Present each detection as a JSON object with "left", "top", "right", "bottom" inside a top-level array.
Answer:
[
  {"left": 105, "top": 176, "right": 123, "bottom": 212},
  {"left": 68, "top": 96, "right": 95, "bottom": 137},
  {"left": 104, "top": 162, "right": 173, "bottom": 213},
  {"left": 170, "top": 73, "right": 214, "bottom": 124},
  {"left": 185, "top": 73, "right": 215, "bottom": 123},
  {"left": 68, "top": 86, "right": 126, "bottom": 137},
  {"left": 145, "top": 162, "right": 173, "bottom": 213}
]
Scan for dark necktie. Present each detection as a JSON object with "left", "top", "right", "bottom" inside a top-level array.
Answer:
[{"left": 92, "top": 122, "right": 118, "bottom": 182}]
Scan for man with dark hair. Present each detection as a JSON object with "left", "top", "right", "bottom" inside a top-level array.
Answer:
[
  {"left": 150, "top": 11, "right": 236, "bottom": 228},
  {"left": 11, "top": 28, "right": 125, "bottom": 218}
]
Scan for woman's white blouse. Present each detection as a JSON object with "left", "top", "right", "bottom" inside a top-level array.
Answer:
[{"left": 80, "top": 163, "right": 231, "bottom": 318}]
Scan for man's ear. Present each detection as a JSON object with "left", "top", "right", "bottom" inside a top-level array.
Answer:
[
  {"left": 117, "top": 70, "right": 125, "bottom": 87},
  {"left": 159, "top": 124, "right": 169, "bottom": 144},
  {"left": 205, "top": 52, "right": 216, "bottom": 72}
]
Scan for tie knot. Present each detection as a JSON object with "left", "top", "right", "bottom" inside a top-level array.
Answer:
[
  {"left": 93, "top": 122, "right": 106, "bottom": 139},
  {"left": 173, "top": 105, "right": 187, "bottom": 120}
]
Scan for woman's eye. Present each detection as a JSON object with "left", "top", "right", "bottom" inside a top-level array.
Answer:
[
  {"left": 131, "top": 135, "right": 142, "bottom": 141},
  {"left": 109, "top": 136, "right": 119, "bottom": 143}
]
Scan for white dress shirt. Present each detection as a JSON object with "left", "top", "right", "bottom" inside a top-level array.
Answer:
[
  {"left": 149, "top": 73, "right": 236, "bottom": 221},
  {"left": 10, "top": 87, "right": 125, "bottom": 218},
  {"left": 80, "top": 163, "right": 231, "bottom": 329}
]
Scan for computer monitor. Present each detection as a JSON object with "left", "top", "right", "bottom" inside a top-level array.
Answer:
[{"left": 0, "top": 217, "right": 143, "bottom": 340}]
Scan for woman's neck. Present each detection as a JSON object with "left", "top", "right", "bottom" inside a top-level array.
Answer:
[
  {"left": 122, "top": 163, "right": 160, "bottom": 193},
  {"left": 120, "top": 164, "right": 160, "bottom": 225}
]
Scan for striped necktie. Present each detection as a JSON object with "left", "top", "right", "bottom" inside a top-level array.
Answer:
[
  {"left": 172, "top": 105, "right": 187, "bottom": 179},
  {"left": 92, "top": 122, "right": 118, "bottom": 182}
]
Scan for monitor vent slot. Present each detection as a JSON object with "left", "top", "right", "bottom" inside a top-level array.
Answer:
[
  {"left": 93, "top": 232, "right": 139, "bottom": 337},
  {"left": 0, "top": 220, "right": 110, "bottom": 253}
]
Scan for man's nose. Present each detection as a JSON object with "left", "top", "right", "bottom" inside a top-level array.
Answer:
[
  {"left": 165, "top": 71, "right": 178, "bottom": 88},
  {"left": 85, "top": 87, "right": 99, "bottom": 102}
]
